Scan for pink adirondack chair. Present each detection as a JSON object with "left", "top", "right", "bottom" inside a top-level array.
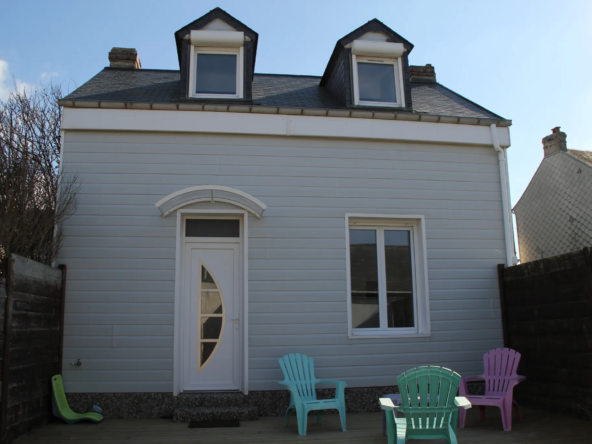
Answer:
[{"left": 458, "top": 348, "right": 525, "bottom": 431}]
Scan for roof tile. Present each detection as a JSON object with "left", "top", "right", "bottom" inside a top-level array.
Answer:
[
  {"left": 63, "top": 68, "right": 502, "bottom": 119},
  {"left": 568, "top": 149, "right": 592, "bottom": 166}
]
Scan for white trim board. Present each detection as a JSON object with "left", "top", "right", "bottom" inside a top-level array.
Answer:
[
  {"left": 173, "top": 209, "right": 249, "bottom": 395},
  {"left": 61, "top": 108, "right": 511, "bottom": 147},
  {"left": 52, "top": 129, "right": 66, "bottom": 267},
  {"left": 156, "top": 185, "right": 267, "bottom": 219},
  {"left": 156, "top": 186, "right": 265, "bottom": 208}
]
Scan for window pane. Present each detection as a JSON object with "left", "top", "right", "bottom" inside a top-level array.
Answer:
[
  {"left": 200, "top": 316, "right": 222, "bottom": 340},
  {"left": 200, "top": 342, "right": 217, "bottom": 366},
  {"left": 186, "top": 219, "right": 239, "bottom": 237},
  {"left": 201, "top": 291, "right": 222, "bottom": 314},
  {"left": 201, "top": 266, "right": 222, "bottom": 314},
  {"left": 349, "top": 229, "right": 380, "bottom": 328},
  {"left": 195, "top": 54, "right": 237, "bottom": 94},
  {"left": 201, "top": 266, "right": 217, "bottom": 289},
  {"left": 358, "top": 62, "right": 397, "bottom": 103},
  {"left": 384, "top": 230, "right": 414, "bottom": 328}
]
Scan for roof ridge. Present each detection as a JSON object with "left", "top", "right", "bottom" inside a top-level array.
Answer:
[{"left": 104, "top": 67, "right": 180, "bottom": 73}]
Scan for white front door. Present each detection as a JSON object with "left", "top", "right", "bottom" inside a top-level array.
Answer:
[{"left": 181, "top": 219, "right": 242, "bottom": 391}]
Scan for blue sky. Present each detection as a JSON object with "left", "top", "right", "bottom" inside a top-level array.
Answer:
[{"left": 1, "top": 0, "right": 591, "bottom": 207}]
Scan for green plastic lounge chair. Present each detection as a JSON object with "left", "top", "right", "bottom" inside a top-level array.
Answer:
[
  {"left": 380, "top": 366, "right": 471, "bottom": 444},
  {"left": 51, "top": 375, "right": 104, "bottom": 424},
  {"left": 278, "top": 353, "right": 347, "bottom": 436}
]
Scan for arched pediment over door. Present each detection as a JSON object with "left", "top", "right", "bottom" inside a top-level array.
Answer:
[{"left": 155, "top": 185, "right": 267, "bottom": 218}]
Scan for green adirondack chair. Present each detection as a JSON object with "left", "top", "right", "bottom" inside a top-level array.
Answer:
[
  {"left": 278, "top": 353, "right": 347, "bottom": 436},
  {"left": 51, "top": 375, "right": 104, "bottom": 424},
  {"left": 380, "top": 366, "right": 471, "bottom": 444}
]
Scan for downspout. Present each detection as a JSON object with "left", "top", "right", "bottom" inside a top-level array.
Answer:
[
  {"left": 490, "top": 124, "right": 514, "bottom": 267},
  {"left": 504, "top": 155, "right": 518, "bottom": 262}
]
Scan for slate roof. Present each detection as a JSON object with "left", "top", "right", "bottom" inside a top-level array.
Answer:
[
  {"left": 568, "top": 149, "right": 592, "bottom": 166},
  {"left": 513, "top": 150, "right": 592, "bottom": 262},
  {"left": 63, "top": 68, "right": 503, "bottom": 120},
  {"left": 252, "top": 74, "right": 343, "bottom": 109}
]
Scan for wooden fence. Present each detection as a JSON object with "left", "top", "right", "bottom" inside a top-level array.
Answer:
[
  {"left": 0, "top": 255, "right": 66, "bottom": 443},
  {"left": 498, "top": 247, "right": 592, "bottom": 420}
]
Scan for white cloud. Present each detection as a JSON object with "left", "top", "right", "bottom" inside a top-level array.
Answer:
[
  {"left": 40, "top": 71, "right": 58, "bottom": 80},
  {"left": 0, "top": 59, "right": 10, "bottom": 100},
  {"left": 0, "top": 59, "right": 36, "bottom": 101}
]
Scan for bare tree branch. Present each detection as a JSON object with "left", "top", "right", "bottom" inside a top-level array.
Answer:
[{"left": 0, "top": 82, "right": 80, "bottom": 273}]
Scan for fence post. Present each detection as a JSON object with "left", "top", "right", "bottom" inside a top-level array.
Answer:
[
  {"left": 1, "top": 257, "right": 15, "bottom": 444},
  {"left": 497, "top": 263, "right": 510, "bottom": 348},
  {"left": 58, "top": 265, "right": 67, "bottom": 376}
]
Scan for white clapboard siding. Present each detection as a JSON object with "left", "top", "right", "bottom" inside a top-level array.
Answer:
[
  {"left": 64, "top": 325, "right": 174, "bottom": 336},
  {"left": 78, "top": 179, "right": 501, "bottom": 195},
  {"left": 59, "top": 130, "right": 505, "bottom": 392},
  {"left": 63, "top": 347, "right": 173, "bottom": 359},
  {"left": 61, "top": 358, "right": 173, "bottom": 371},
  {"left": 62, "top": 382, "right": 174, "bottom": 392}
]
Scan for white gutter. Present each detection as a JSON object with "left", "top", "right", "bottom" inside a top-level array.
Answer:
[{"left": 490, "top": 124, "right": 515, "bottom": 267}]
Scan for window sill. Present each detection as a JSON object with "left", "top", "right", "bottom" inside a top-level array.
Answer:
[
  {"left": 348, "top": 332, "right": 432, "bottom": 340},
  {"left": 190, "top": 95, "right": 243, "bottom": 100},
  {"left": 179, "top": 97, "right": 252, "bottom": 104},
  {"left": 355, "top": 101, "right": 403, "bottom": 108}
]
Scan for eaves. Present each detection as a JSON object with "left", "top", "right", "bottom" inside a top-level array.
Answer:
[{"left": 57, "top": 99, "right": 512, "bottom": 128}]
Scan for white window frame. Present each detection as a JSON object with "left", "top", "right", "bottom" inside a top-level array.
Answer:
[
  {"left": 351, "top": 54, "right": 405, "bottom": 108},
  {"left": 189, "top": 46, "right": 244, "bottom": 99},
  {"left": 345, "top": 214, "right": 430, "bottom": 339}
]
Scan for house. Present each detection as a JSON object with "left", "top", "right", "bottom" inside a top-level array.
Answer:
[
  {"left": 513, "top": 128, "right": 592, "bottom": 263},
  {"left": 57, "top": 8, "right": 515, "bottom": 416}
]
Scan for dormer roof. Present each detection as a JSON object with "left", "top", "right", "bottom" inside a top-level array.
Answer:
[
  {"left": 321, "top": 19, "right": 413, "bottom": 86},
  {"left": 319, "top": 19, "right": 415, "bottom": 110},
  {"left": 173, "top": 8, "right": 258, "bottom": 101},
  {"left": 174, "top": 7, "right": 259, "bottom": 74}
]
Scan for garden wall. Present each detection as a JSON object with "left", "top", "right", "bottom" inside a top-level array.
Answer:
[
  {"left": 0, "top": 255, "right": 66, "bottom": 443},
  {"left": 498, "top": 247, "right": 592, "bottom": 420}
]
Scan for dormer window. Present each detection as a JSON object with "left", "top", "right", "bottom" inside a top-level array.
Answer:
[
  {"left": 351, "top": 40, "right": 406, "bottom": 108},
  {"left": 189, "top": 30, "right": 244, "bottom": 99}
]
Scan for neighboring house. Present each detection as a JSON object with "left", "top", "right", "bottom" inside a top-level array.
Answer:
[
  {"left": 57, "top": 8, "right": 515, "bottom": 407},
  {"left": 513, "top": 128, "right": 592, "bottom": 263}
]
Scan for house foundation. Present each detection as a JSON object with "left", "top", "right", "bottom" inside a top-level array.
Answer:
[{"left": 66, "top": 383, "right": 485, "bottom": 420}]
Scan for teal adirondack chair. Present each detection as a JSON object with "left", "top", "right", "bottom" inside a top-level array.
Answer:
[
  {"left": 380, "top": 366, "right": 471, "bottom": 444},
  {"left": 278, "top": 353, "right": 347, "bottom": 436}
]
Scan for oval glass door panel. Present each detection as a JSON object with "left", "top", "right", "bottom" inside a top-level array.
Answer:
[{"left": 198, "top": 265, "right": 225, "bottom": 372}]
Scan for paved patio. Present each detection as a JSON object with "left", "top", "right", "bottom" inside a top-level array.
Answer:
[{"left": 17, "top": 406, "right": 592, "bottom": 443}]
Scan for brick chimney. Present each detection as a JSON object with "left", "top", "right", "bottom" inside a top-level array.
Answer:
[
  {"left": 542, "top": 127, "right": 567, "bottom": 157},
  {"left": 108, "top": 48, "right": 142, "bottom": 69},
  {"left": 409, "top": 64, "right": 436, "bottom": 83}
]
